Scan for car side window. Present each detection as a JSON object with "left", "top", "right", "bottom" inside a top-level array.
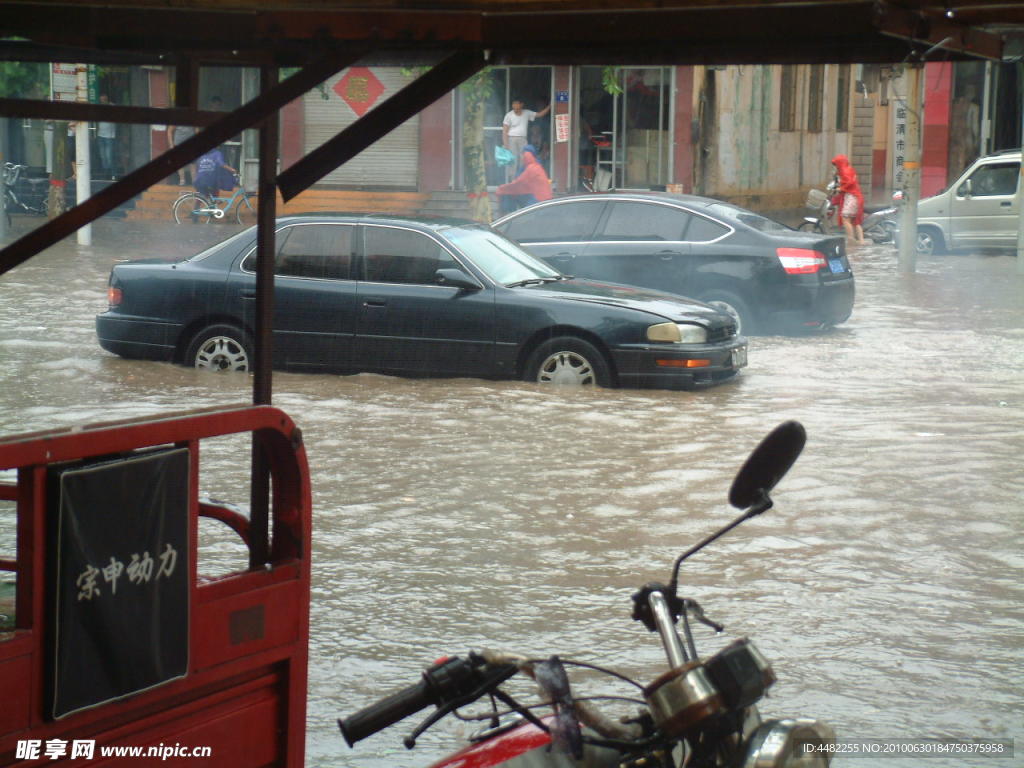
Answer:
[
  {"left": 599, "top": 202, "right": 689, "bottom": 241},
  {"left": 240, "top": 224, "right": 353, "bottom": 279},
  {"left": 499, "top": 202, "right": 604, "bottom": 243},
  {"left": 363, "top": 227, "right": 458, "bottom": 285},
  {"left": 277, "top": 224, "right": 354, "bottom": 279},
  {"left": 684, "top": 214, "right": 731, "bottom": 242},
  {"left": 962, "top": 162, "right": 1019, "bottom": 197}
]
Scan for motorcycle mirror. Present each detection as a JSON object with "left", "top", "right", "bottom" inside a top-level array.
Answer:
[{"left": 728, "top": 421, "right": 806, "bottom": 510}]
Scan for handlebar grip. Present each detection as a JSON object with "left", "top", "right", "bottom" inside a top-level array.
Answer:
[{"left": 338, "top": 678, "right": 433, "bottom": 747}]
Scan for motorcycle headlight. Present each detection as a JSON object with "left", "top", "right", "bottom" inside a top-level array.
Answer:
[
  {"left": 647, "top": 322, "right": 707, "bottom": 344},
  {"left": 743, "top": 719, "right": 836, "bottom": 767}
]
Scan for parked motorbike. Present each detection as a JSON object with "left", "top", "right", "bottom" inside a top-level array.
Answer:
[
  {"left": 862, "top": 190, "right": 903, "bottom": 244},
  {"left": 799, "top": 178, "right": 840, "bottom": 234},
  {"left": 339, "top": 421, "right": 836, "bottom": 768}
]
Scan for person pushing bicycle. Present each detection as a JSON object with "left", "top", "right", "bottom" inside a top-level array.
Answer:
[{"left": 194, "top": 147, "right": 237, "bottom": 199}]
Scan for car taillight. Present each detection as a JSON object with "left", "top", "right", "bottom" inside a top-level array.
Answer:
[
  {"left": 107, "top": 286, "right": 123, "bottom": 307},
  {"left": 777, "top": 247, "right": 826, "bottom": 274}
]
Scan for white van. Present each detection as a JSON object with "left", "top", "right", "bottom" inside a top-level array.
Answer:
[{"left": 915, "top": 149, "right": 1020, "bottom": 255}]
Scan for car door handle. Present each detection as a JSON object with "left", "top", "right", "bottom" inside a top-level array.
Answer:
[
  {"left": 657, "top": 250, "right": 681, "bottom": 260},
  {"left": 362, "top": 298, "right": 387, "bottom": 307},
  {"left": 240, "top": 290, "right": 256, "bottom": 299},
  {"left": 1001, "top": 201, "right": 1012, "bottom": 207},
  {"left": 553, "top": 251, "right": 576, "bottom": 260}
]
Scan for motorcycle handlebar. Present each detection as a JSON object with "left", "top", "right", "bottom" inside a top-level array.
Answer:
[
  {"left": 339, "top": 655, "right": 495, "bottom": 747},
  {"left": 339, "top": 677, "right": 434, "bottom": 747}
]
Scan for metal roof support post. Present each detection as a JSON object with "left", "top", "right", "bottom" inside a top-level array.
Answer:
[{"left": 249, "top": 64, "right": 280, "bottom": 570}]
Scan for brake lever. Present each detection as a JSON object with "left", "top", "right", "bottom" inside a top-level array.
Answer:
[
  {"left": 683, "top": 598, "right": 724, "bottom": 633},
  {"left": 403, "top": 662, "right": 518, "bottom": 749}
]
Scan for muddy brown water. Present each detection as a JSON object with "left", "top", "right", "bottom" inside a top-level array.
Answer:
[{"left": 1, "top": 218, "right": 1021, "bottom": 767}]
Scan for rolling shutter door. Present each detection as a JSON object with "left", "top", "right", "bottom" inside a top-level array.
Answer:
[{"left": 304, "top": 67, "right": 419, "bottom": 188}]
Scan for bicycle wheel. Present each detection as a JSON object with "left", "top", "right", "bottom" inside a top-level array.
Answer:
[
  {"left": 234, "top": 194, "right": 257, "bottom": 226},
  {"left": 172, "top": 192, "right": 213, "bottom": 224}
]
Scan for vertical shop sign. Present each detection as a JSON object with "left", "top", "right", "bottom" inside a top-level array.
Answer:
[{"left": 555, "top": 113, "right": 571, "bottom": 143}]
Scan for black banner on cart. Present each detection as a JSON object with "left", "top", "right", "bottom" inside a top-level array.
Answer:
[{"left": 47, "top": 447, "right": 190, "bottom": 720}]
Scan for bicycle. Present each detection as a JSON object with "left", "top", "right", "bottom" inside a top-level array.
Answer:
[
  {"left": 4, "top": 162, "right": 50, "bottom": 225},
  {"left": 172, "top": 179, "right": 256, "bottom": 225}
]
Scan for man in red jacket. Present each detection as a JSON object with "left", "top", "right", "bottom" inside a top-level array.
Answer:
[
  {"left": 831, "top": 154, "right": 865, "bottom": 246},
  {"left": 496, "top": 145, "right": 552, "bottom": 215}
]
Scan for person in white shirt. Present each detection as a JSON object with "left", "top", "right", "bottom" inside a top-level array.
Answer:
[{"left": 502, "top": 98, "right": 550, "bottom": 180}]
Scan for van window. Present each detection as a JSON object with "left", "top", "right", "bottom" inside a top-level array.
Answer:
[{"left": 960, "top": 162, "right": 1020, "bottom": 198}]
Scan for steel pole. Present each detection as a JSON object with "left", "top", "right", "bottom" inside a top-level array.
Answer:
[{"left": 74, "top": 64, "right": 92, "bottom": 246}]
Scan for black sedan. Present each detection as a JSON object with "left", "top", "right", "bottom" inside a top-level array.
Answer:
[
  {"left": 492, "top": 193, "right": 855, "bottom": 335},
  {"left": 96, "top": 214, "right": 748, "bottom": 389}
]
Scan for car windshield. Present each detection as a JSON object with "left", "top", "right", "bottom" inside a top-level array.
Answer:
[
  {"left": 444, "top": 226, "right": 563, "bottom": 285},
  {"left": 704, "top": 203, "right": 792, "bottom": 233}
]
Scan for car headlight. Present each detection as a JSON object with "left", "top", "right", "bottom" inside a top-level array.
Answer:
[
  {"left": 647, "top": 322, "right": 707, "bottom": 344},
  {"left": 743, "top": 719, "right": 836, "bottom": 767}
]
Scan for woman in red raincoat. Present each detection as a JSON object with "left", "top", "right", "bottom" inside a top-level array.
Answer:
[
  {"left": 496, "top": 145, "right": 552, "bottom": 215},
  {"left": 831, "top": 154, "right": 865, "bottom": 246}
]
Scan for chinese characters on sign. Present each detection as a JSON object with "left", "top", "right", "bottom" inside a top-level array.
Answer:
[
  {"left": 893, "top": 101, "right": 908, "bottom": 190},
  {"left": 333, "top": 67, "right": 386, "bottom": 117},
  {"left": 76, "top": 544, "right": 179, "bottom": 601}
]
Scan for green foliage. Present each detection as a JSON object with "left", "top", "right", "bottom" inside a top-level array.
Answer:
[
  {"left": 0, "top": 61, "right": 49, "bottom": 99},
  {"left": 602, "top": 67, "right": 624, "bottom": 96}
]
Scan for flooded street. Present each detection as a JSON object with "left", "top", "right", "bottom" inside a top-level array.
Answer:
[{"left": 1, "top": 218, "right": 1021, "bottom": 767}]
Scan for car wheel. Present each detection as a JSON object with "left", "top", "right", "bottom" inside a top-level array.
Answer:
[
  {"left": 700, "top": 290, "right": 753, "bottom": 336},
  {"left": 915, "top": 227, "right": 944, "bottom": 256},
  {"left": 526, "top": 337, "right": 611, "bottom": 387},
  {"left": 185, "top": 325, "right": 252, "bottom": 372}
]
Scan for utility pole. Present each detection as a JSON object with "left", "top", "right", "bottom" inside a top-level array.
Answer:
[
  {"left": 75, "top": 63, "right": 91, "bottom": 246},
  {"left": 896, "top": 63, "right": 924, "bottom": 274},
  {"left": 1018, "top": 104, "right": 1024, "bottom": 274}
]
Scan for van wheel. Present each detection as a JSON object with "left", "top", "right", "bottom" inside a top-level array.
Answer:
[
  {"left": 700, "top": 290, "right": 753, "bottom": 336},
  {"left": 526, "top": 337, "right": 611, "bottom": 387},
  {"left": 185, "top": 325, "right": 252, "bottom": 372},
  {"left": 916, "top": 227, "right": 944, "bottom": 256}
]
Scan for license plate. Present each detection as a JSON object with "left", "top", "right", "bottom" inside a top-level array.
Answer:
[
  {"left": 829, "top": 258, "right": 845, "bottom": 274},
  {"left": 731, "top": 345, "right": 748, "bottom": 369}
]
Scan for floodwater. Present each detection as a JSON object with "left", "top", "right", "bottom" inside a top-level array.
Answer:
[{"left": 1, "top": 217, "right": 1021, "bottom": 767}]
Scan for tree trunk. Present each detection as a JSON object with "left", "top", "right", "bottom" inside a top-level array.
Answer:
[
  {"left": 462, "top": 79, "right": 491, "bottom": 223},
  {"left": 48, "top": 121, "right": 69, "bottom": 218}
]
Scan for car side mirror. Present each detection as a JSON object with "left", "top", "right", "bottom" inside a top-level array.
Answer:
[
  {"left": 958, "top": 179, "right": 973, "bottom": 198},
  {"left": 435, "top": 268, "right": 482, "bottom": 290}
]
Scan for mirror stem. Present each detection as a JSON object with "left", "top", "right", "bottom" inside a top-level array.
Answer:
[{"left": 668, "top": 492, "right": 773, "bottom": 592}]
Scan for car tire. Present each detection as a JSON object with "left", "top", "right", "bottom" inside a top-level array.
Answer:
[
  {"left": 526, "top": 337, "right": 611, "bottom": 388},
  {"left": 185, "top": 324, "right": 252, "bottom": 372},
  {"left": 916, "top": 227, "right": 944, "bottom": 256},
  {"left": 700, "top": 290, "right": 753, "bottom": 336}
]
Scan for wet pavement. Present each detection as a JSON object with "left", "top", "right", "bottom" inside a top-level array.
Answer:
[{"left": 1, "top": 215, "right": 1021, "bottom": 767}]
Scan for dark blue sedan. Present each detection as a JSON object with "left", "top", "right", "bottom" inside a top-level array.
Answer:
[{"left": 96, "top": 215, "right": 748, "bottom": 389}]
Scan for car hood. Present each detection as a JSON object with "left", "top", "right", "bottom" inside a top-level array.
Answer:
[{"left": 526, "top": 278, "right": 728, "bottom": 324}]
